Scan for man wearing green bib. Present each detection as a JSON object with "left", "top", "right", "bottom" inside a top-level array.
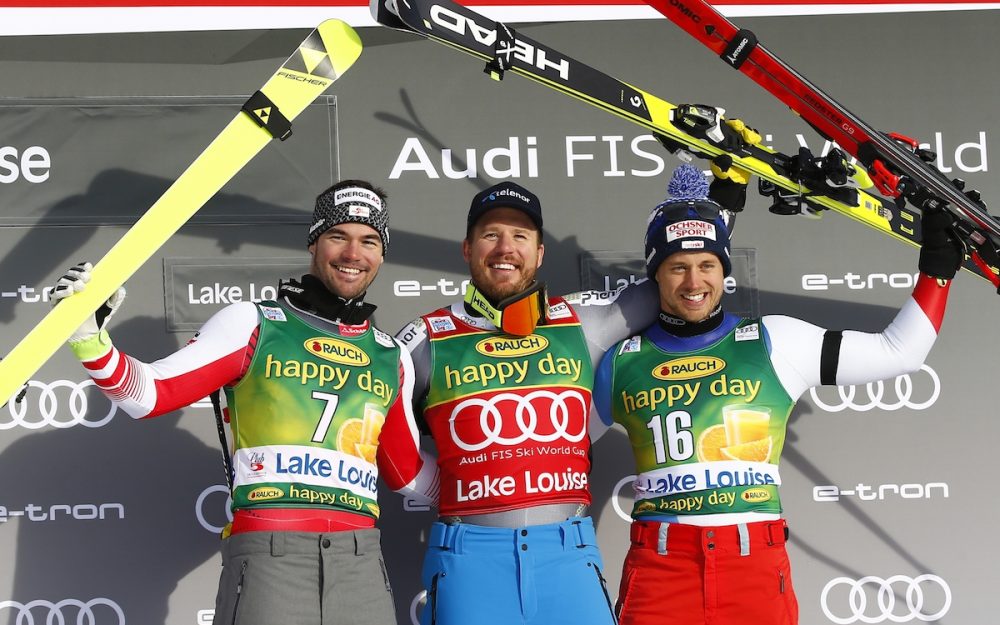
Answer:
[
  {"left": 53, "top": 180, "right": 437, "bottom": 625},
  {"left": 593, "top": 163, "right": 962, "bottom": 625}
]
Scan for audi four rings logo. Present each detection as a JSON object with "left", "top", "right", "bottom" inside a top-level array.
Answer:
[
  {"left": 448, "top": 390, "right": 587, "bottom": 451},
  {"left": 409, "top": 591, "right": 427, "bottom": 625},
  {"left": 821, "top": 575, "right": 951, "bottom": 624},
  {"left": 3, "top": 380, "right": 118, "bottom": 429},
  {"left": 808, "top": 365, "right": 940, "bottom": 412},
  {"left": 0, "top": 598, "right": 125, "bottom": 625},
  {"left": 196, "top": 484, "right": 233, "bottom": 534},
  {"left": 611, "top": 474, "right": 638, "bottom": 523}
]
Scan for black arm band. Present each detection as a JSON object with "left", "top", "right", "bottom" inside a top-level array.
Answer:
[{"left": 820, "top": 330, "right": 843, "bottom": 386}]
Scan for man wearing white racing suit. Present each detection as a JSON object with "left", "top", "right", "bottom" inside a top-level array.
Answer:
[
  {"left": 55, "top": 180, "right": 438, "bottom": 625},
  {"left": 593, "top": 164, "right": 962, "bottom": 625}
]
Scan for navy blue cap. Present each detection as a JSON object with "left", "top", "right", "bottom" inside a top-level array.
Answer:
[{"left": 468, "top": 181, "right": 543, "bottom": 231}]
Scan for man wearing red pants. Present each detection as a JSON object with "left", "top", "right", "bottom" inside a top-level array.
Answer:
[{"left": 593, "top": 163, "right": 962, "bottom": 625}]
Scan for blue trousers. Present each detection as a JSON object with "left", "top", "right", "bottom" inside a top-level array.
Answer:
[{"left": 420, "top": 517, "right": 617, "bottom": 625}]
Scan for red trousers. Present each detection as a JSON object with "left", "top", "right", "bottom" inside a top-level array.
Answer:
[{"left": 616, "top": 520, "right": 798, "bottom": 625}]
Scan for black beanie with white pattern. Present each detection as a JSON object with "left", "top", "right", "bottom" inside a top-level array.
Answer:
[{"left": 307, "top": 182, "right": 389, "bottom": 254}]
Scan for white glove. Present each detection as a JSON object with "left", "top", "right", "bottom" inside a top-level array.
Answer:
[{"left": 52, "top": 262, "right": 127, "bottom": 344}]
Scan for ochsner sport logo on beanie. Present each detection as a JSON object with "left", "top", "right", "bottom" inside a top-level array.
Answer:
[{"left": 666, "top": 220, "right": 717, "bottom": 243}]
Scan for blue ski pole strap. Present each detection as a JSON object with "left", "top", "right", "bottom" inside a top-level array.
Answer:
[
  {"left": 721, "top": 28, "right": 758, "bottom": 69},
  {"left": 484, "top": 21, "right": 517, "bottom": 81},
  {"left": 241, "top": 90, "right": 293, "bottom": 141}
]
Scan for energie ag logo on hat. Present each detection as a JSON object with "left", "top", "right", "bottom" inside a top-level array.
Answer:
[{"left": 308, "top": 181, "right": 389, "bottom": 253}]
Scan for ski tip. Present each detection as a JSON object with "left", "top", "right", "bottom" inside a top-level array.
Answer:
[
  {"left": 314, "top": 19, "right": 364, "bottom": 77},
  {"left": 370, "top": 0, "right": 410, "bottom": 31}
]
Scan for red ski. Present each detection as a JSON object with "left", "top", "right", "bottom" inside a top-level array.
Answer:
[{"left": 645, "top": 0, "right": 1000, "bottom": 289}]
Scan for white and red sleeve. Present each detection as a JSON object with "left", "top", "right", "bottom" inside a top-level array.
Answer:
[
  {"left": 766, "top": 273, "right": 950, "bottom": 399},
  {"left": 835, "top": 273, "right": 949, "bottom": 385},
  {"left": 377, "top": 340, "right": 439, "bottom": 506},
  {"left": 79, "top": 302, "right": 260, "bottom": 419}
]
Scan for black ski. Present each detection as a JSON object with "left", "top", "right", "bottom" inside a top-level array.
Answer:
[{"left": 370, "top": 0, "right": 995, "bottom": 284}]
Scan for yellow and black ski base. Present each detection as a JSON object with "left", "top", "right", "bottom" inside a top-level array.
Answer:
[{"left": 0, "top": 20, "right": 363, "bottom": 405}]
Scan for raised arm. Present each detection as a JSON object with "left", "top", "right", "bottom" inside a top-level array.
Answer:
[
  {"left": 74, "top": 302, "right": 259, "bottom": 418},
  {"left": 52, "top": 262, "right": 258, "bottom": 418},
  {"left": 767, "top": 207, "right": 960, "bottom": 399}
]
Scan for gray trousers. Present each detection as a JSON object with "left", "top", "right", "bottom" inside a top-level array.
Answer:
[{"left": 213, "top": 529, "right": 397, "bottom": 625}]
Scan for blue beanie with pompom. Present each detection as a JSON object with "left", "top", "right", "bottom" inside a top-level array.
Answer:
[{"left": 644, "top": 163, "right": 732, "bottom": 279}]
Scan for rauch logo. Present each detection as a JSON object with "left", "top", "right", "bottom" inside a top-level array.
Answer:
[
  {"left": 305, "top": 338, "right": 370, "bottom": 366},
  {"left": 653, "top": 356, "right": 726, "bottom": 381},
  {"left": 247, "top": 487, "right": 284, "bottom": 501},
  {"left": 741, "top": 488, "right": 772, "bottom": 503},
  {"left": 475, "top": 335, "right": 549, "bottom": 357}
]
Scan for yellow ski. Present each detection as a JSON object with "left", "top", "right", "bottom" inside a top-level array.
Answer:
[{"left": 0, "top": 20, "right": 362, "bottom": 405}]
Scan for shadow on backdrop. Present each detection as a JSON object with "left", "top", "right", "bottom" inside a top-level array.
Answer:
[{"left": 0, "top": 315, "right": 224, "bottom": 625}]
